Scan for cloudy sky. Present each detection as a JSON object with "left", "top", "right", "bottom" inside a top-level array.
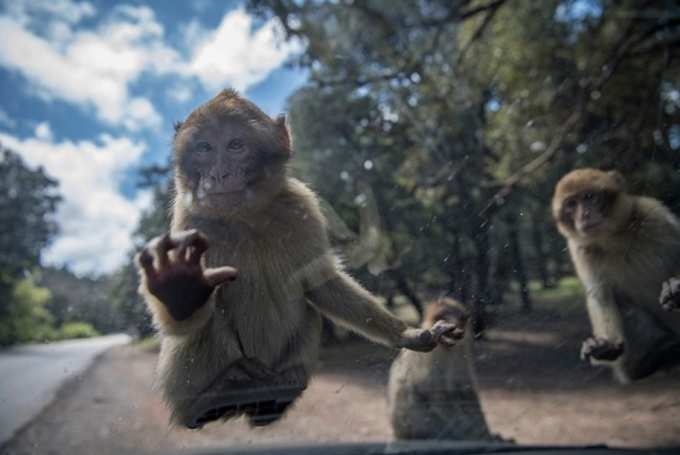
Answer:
[{"left": 0, "top": 0, "right": 307, "bottom": 275}]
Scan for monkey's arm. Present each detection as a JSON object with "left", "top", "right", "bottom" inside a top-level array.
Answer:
[
  {"left": 136, "top": 230, "right": 237, "bottom": 336},
  {"left": 301, "top": 255, "right": 460, "bottom": 351},
  {"left": 581, "top": 284, "right": 625, "bottom": 362}
]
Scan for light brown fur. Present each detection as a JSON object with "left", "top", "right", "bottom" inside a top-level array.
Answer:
[
  {"left": 387, "top": 298, "right": 495, "bottom": 441},
  {"left": 553, "top": 168, "right": 680, "bottom": 383},
  {"left": 137, "top": 90, "right": 459, "bottom": 428}
]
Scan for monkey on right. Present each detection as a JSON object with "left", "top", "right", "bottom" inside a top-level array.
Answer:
[{"left": 553, "top": 168, "right": 680, "bottom": 383}]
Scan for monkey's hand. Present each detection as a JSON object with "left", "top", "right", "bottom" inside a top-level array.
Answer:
[
  {"left": 398, "top": 320, "right": 465, "bottom": 352},
  {"left": 660, "top": 278, "right": 680, "bottom": 312},
  {"left": 580, "top": 337, "right": 624, "bottom": 362},
  {"left": 136, "top": 229, "right": 238, "bottom": 321}
]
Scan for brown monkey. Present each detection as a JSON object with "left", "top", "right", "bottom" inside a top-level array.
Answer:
[
  {"left": 136, "top": 89, "right": 461, "bottom": 428},
  {"left": 387, "top": 298, "right": 495, "bottom": 441},
  {"left": 552, "top": 168, "right": 680, "bottom": 383}
]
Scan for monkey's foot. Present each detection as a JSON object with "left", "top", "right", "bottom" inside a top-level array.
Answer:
[
  {"left": 186, "top": 360, "right": 307, "bottom": 429},
  {"left": 580, "top": 337, "right": 624, "bottom": 362},
  {"left": 660, "top": 278, "right": 680, "bottom": 312}
]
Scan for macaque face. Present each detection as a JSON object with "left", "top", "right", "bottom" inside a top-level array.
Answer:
[
  {"left": 553, "top": 169, "right": 627, "bottom": 240},
  {"left": 174, "top": 117, "right": 290, "bottom": 213},
  {"left": 561, "top": 189, "right": 618, "bottom": 236}
]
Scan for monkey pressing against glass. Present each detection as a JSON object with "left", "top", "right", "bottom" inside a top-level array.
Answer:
[
  {"left": 388, "top": 298, "right": 495, "bottom": 441},
  {"left": 135, "top": 89, "right": 461, "bottom": 429},
  {"left": 552, "top": 168, "right": 680, "bottom": 383}
]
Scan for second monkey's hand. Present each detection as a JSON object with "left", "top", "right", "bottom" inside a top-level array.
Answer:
[
  {"left": 398, "top": 320, "right": 465, "bottom": 352},
  {"left": 137, "top": 229, "right": 238, "bottom": 321}
]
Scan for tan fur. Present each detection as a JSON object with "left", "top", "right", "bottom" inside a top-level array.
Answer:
[
  {"left": 387, "top": 298, "right": 494, "bottom": 441},
  {"left": 553, "top": 168, "right": 680, "bottom": 383},
  {"left": 137, "top": 90, "right": 448, "bottom": 427}
]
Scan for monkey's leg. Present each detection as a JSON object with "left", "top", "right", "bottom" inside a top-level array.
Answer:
[
  {"left": 611, "top": 304, "right": 676, "bottom": 383},
  {"left": 660, "top": 278, "right": 680, "bottom": 312},
  {"left": 186, "top": 359, "right": 307, "bottom": 429}
]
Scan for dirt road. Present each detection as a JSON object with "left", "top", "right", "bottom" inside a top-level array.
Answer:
[{"left": 3, "top": 305, "right": 680, "bottom": 454}]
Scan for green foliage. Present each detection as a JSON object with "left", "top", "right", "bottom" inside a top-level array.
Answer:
[
  {"left": 55, "top": 321, "right": 99, "bottom": 340},
  {"left": 0, "top": 147, "right": 60, "bottom": 312},
  {"left": 40, "top": 266, "right": 124, "bottom": 334},
  {"left": 0, "top": 276, "right": 54, "bottom": 346},
  {"left": 248, "top": 0, "right": 680, "bottom": 328}
]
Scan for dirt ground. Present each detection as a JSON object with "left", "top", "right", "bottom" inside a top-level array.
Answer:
[{"left": 3, "top": 303, "right": 680, "bottom": 455}]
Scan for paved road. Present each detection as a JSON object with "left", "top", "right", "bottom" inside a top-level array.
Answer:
[{"left": 0, "top": 334, "right": 130, "bottom": 444}]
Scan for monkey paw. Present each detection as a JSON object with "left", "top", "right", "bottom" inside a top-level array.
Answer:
[
  {"left": 400, "top": 321, "right": 465, "bottom": 352},
  {"left": 580, "top": 337, "right": 624, "bottom": 362},
  {"left": 660, "top": 278, "right": 680, "bottom": 312},
  {"left": 136, "top": 229, "right": 237, "bottom": 321}
]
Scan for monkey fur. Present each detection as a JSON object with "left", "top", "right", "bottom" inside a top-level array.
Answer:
[
  {"left": 136, "top": 89, "right": 461, "bottom": 428},
  {"left": 387, "top": 298, "right": 495, "bottom": 441},
  {"left": 552, "top": 168, "right": 680, "bottom": 383}
]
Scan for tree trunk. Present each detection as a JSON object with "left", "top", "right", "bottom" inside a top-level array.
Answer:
[
  {"left": 507, "top": 214, "right": 532, "bottom": 312},
  {"left": 530, "top": 210, "right": 552, "bottom": 288},
  {"left": 447, "top": 231, "right": 469, "bottom": 304},
  {"left": 471, "top": 222, "right": 491, "bottom": 334}
]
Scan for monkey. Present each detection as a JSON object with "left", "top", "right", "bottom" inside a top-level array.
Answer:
[
  {"left": 552, "top": 168, "right": 680, "bottom": 384},
  {"left": 387, "top": 298, "right": 496, "bottom": 441},
  {"left": 135, "top": 89, "right": 462, "bottom": 429}
]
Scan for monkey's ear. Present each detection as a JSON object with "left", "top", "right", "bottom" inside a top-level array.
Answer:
[
  {"left": 275, "top": 114, "right": 293, "bottom": 157},
  {"left": 607, "top": 170, "right": 625, "bottom": 188}
]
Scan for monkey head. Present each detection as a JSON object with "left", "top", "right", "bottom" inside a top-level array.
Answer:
[
  {"left": 172, "top": 89, "right": 292, "bottom": 215},
  {"left": 552, "top": 168, "right": 631, "bottom": 242},
  {"left": 422, "top": 298, "right": 470, "bottom": 331}
]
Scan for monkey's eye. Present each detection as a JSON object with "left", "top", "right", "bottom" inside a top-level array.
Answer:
[
  {"left": 564, "top": 198, "right": 577, "bottom": 211},
  {"left": 195, "top": 141, "right": 213, "bottom": 154},
  {"left": 227, "top": 138, "right": 244, "bottom": 151}
]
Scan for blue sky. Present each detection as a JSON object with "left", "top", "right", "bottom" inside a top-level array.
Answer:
[{"left": 0, "top": 0, "right": 307, "bottom": 275}]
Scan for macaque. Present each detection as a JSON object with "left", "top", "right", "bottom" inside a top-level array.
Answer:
[
  {"left": 136, "top": 89, "right": 461, "bottom": 428},
  {"left": 387, "top": 298, "right": 495, "bottom": 441},
  {"left": 552, "top": 168, "right": 680, "bottom": 383}
]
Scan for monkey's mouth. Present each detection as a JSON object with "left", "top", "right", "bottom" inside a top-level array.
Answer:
[
  {"left": 579, "top": 220, "right": 603, "bottom": 234},
  {"left": 198, "top": 170, "right": 250, "bottom": 196}
]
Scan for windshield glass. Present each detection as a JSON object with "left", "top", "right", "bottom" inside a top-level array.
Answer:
[{"left": 1, "top": 1, "right": 679, "bottom": 453}]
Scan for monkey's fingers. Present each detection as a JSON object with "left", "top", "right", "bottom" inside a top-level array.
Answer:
[
  {"left": 204, "top": 266, "right": 238, "bottom": 287},
  {"left": 172, "top": 229, "right": 209, "bottom": 265},
  {"left": 430, "top": 321, "right": 464, "bottom": 346},
  {"left": 660, "top": 279, "right": 680, "bottom": 311},
  {"left": 136, "top": 249, "right": 158, "bottom": 283},
  {"left": 148, "top": 233, "right": 174, "bottom": 271},
  {"left": 581, "top": 337, "right": 624, "bottom": 361}
]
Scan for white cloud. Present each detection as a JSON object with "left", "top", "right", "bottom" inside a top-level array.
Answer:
[
  {"left": 4, "top": 0, "right": 96, "bottom": 26},
  {"left": 0, "top": 3, "right": 169, "bottom": 130},
  {"left": 0, "top": 127, "right": 151, "bottom": 275},
  {"left": 167, "top": 83, "right": 194, "bottom": 104},
  {"left": 186, "top": 8, "right": 302, "bottom": 91},
  {"left": 34, "top": 122, "right": 53, "bottom": 140},
  {"left": 0, "top": 3, "right": 302, "bottom": 131}
]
